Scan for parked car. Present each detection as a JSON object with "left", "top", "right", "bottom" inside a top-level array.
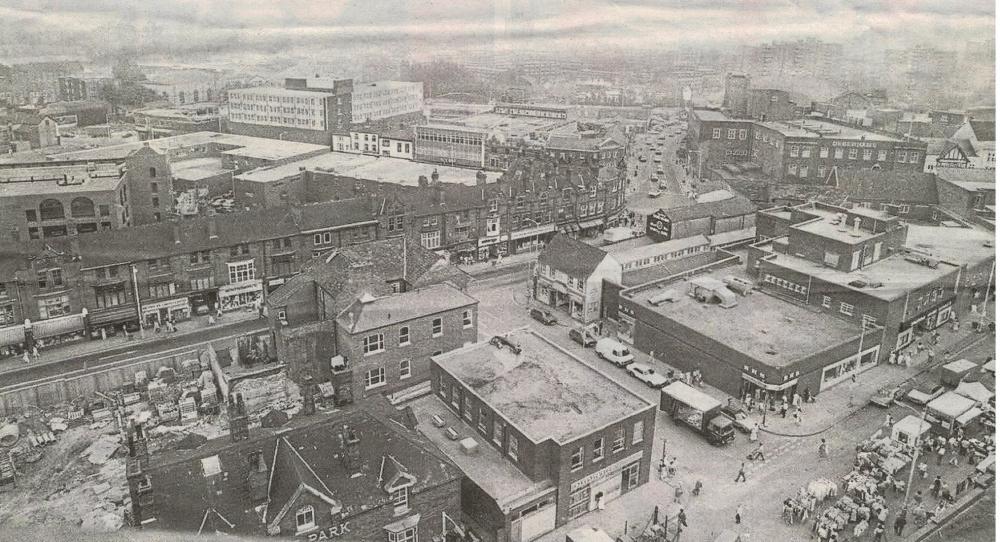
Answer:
[
  {"left": 595, "top": 338, "right": 634, "bottom": 367},
  {"left": 638, "top": 155, "right": 647, "bottom": 162},
  {"left": 529, "top": 307, "right": 558, "bottom": 325},
  {"left": 569, "top": 327, "right": 597, "bottom": 347},
  {"left": 627, "top": 363, "right": 669, "bottom": 388},
  {"left": 648, "top": 189, "right": 662, "bottom": 198}
]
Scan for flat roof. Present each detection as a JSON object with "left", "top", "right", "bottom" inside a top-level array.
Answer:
[
  {"left": 606, "top": 235, "right": 710, "bottom": 261},
  {"left": 691, "top": 109, "right": 732, "bottom": 122},
  {"left": 627, "top": 265, "right": 863, "bottom": 367},
  {"left": 758, "top": 119, "right": 906, "bottom": 142},
  {"left": 0, "top": 164, "right": 124, "bottom": 196},
  {"left": 235, "top": 150, "right": 501, "bottom": 186},
  {"left": 416, "top": 123, "right": 489, "bottom": 134},
  {"left": 760, "top": 242, "right": 955, "bottom": 302},
  {"left": 170, "top": 157, "right": 232, "bottom": 181},
  {"left": 229, "top": 86, "right": 333, "bottom": 98},
  {"left": 795, "top": 217, "right": 881, "bottom": 245},
  {"left": 434, "top": 329, "right": 653, "bottom": 444},
  {"left": 409, "top": 394, "right": 553, "bottom": 511},
  {"left": 905, "top": 225, "right": 996, "bottom": 267},
  {"left": 49, "top": 131, "right": 327, "bottom": 162}
]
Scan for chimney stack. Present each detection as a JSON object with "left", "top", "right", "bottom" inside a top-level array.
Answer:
[
  {"left": 853, "top": 217, "right": 861, "bottom": 236},
  {"left": 302, "top": 374, "right": 316, "bottom": 415},
  {"left": 229, "top": 393, "right": 250, "bottom": 442}
]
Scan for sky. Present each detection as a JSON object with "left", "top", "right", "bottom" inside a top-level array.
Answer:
[{"left": 0, "top": 0, "right": 994, "bottom": 62}]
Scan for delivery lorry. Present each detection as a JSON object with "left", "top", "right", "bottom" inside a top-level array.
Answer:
[{"left": 659, "top": 381, "right": 735, "bottom": 445}]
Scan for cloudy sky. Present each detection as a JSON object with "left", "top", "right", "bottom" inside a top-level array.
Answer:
[{"left": 0, "top": 0, "right": 994, "bottom": 61}]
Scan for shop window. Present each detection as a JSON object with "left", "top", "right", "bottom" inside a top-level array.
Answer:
[{"left": 569, "top": 487, "right": 591, "bottom": 518}]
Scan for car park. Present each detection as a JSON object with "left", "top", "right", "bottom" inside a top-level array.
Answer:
[{"left": 627, "top": 363, "right": 669, "bottom": 388}]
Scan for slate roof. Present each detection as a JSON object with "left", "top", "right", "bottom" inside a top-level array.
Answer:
[
  {"left": 970, "top": 120, "right": 995, "bottom": 142},
  {"left": 0, "top": 198, "right": 375, "bottom": 271},
  {"left": 537, "top": 233, "right": 609, "bottom": 280},
  {"left": 839, "top": 170, "right": 940, "bottom": 204},
  {"left": 143, "top": 397, "right": 462, "bottom": 537},
  {"left": 336, "top": 283, "right": 477, "bottom": 334},
  {"left": 657, "top": 194, "right": 758, "bottom": 222},
  {"left": 935, "top": 168, "right": 996, "bottom": 185}
]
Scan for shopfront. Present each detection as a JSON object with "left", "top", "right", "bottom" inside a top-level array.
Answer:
[
  {"left": 896, "top": 295, "right": 955, "bottom": 350},
  {"left": 30, "top": 312, "right": 87, "bottom": 349},
  {"left": 819, "top": 345, "right": 880, "bottom": 391},
  {"left": 218, "top": 279, "right": 263, "bottom": 312},
  {"left": 451, "top": 241, "right": 478, "bottom": 264},
  {"left": 577, "top": 218, "right": 605, "bottom": 239},
  {"left": 567, "top": 451, "right": 642, "bottom": 519},
  {"left": 739, "top": 371, "right": 800, "bottom": 403},
  {"left": 142, "top": 297, "right": 192, "bottom": 325},
  {"left": 0, "top": 323, "right": 26, "bottom": 357},
  {"left": 477, "top": 236, "right": 508, "bottom": 261},
  {"left": 509, "top": 224, "right": 556, "bottom": 255}
]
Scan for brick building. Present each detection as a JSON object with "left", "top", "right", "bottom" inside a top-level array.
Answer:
[
  {"left": 416, "top": 329, "right": 655, "bottom": 542},
  {"left": 413, "top": 124, "right": 488, "bottom": 168},
  {"left": 0, "top": 199, "right": 377, "bottom": 354},
  {"left": 749, "top": 202, "right": 994, "bottom": 361},
  {"left": 265, "top": 237, "right": 473, "bottom": 394},
  {"left": 747, "top": 89, "right": 796, "bottom": 122},
  {"left": 645, "top": 195, "right": 757, "bottom": 242},
  {"left": 126, "top": 395, "right": 466, "bottom": 541},
  {"left": 934, "top": 168, "right": 995, "bottom": 221}
]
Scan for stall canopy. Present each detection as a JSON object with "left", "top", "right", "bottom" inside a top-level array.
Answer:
[
  {"left": 956, "top": 407, "right": 984, "bottom": 426},
  {"left": 955, "top": 381, "right": 995, "bottom": 405},
  {"left": 941, "top": 358, "right": 979, "bottom": 385},
  {"left": 891, "top": 415, "right": 932, "bottom": 445},
  {"left": 983, "top": 359, "right": 996, "bottom": 374},
  {"left": 927, "top": 391, "right": 978, "bottom": 421}
]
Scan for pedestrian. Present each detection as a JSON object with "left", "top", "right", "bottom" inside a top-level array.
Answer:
[
  {"left": 749, "top": 423, "right": 759, "bottom": 442},
  {"left": 913, "top": 490, "right": 923, "bottom": 506},
  {"left": 918, "top": 462, "right": 928, "bottom": 478},
  {"left": 893, "top": 512, "right": 907, "bottom": 535},
  {"left": 872, "top": 523, "right": 886, "bottom": 542},
  {"left": 734, "top": 462, "right": 747, "bottom": 483},
  {"left": 216, "top": 305, "right": 223, "bottom": 318},
  {"left": 792, "top": 391, "right": 802, "bottom": 408},
  {"left": 677, "top": 508, "right": 687, "bottom": 530},
  {"left": 937, "top": 445, "right": 946, "bottom": 465},
  {"left": 750, "top": 443, "right": 765, "bottom": 461},
  {"left": 780, "top": 401, "right": 789, "bottom": 418},
  {"left": 667, "top": 456, "right": 677, "bottom": 477},
  {"left": 932, "top": 475, "right": 943, "bottom": 497},
  {"left": 31, "top": 344, "right": 39, "bottom": 359},
  {"left": 208, "top": 315, "right": 216, "bottom": 326},
  {"left": 153, "top": 319, "right": 160, "bottom": 333},
  {"left": 122, "top": 325, "right": 130, "bottom": 340},
  {"left": 735, "top": 504, "right": 743, "bottom": 525},
  {"left": 100, "top": 327, "right": 107, "bottom": 341},
  {"left": 927, "top": 349, "right": 935, "bottom": 363},
  {"left": 22, "top": 350, "right": 30, "bottom": 364},
  {"left": 794, "top": 409, "right": 803, "bottom": 426},
  {"left": 819, "top": 438, "right": 829, "bottom": 458}
]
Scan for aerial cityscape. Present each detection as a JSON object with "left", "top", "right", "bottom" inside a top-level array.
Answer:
[{"left": 0, "top": 1, "right": 995, "bottom": 541}]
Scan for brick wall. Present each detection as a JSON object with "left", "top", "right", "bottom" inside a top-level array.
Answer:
[
  {"left": 125, "top": 147, "right": 173, "bottom": 225},
  {"left": 227, "top": 121, "right": 333, "bottom": 146}
]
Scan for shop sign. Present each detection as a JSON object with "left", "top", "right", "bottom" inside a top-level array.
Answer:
[
  {"left": 571, "top": 452, "right": 643, "bottom": 492},
  {"left": 219, "top": 279, "right": 263, "bottom": 297},
  {"left": 832, "top": 140, "right": 877, "bottom": 149},
  {"left": 305, "top": 522, "right": 350, "bottom": 540},
  {"left": 510, "top": 224, "right": 556, "bottom": 241},
  {"left": 647, "top": 211, "right": 672, "bottom": 241},
  {"left": 268, "top": 278, "right": 286, "bottom": 287},
  {"left": 142, "top": 297, "right": 190, "bottom": 314},
  {"left": 478, "top": 237, "right": 499, "bottom": 247},
  {"left": 743, "top": 373, "right": 797, "bottom": 391}
]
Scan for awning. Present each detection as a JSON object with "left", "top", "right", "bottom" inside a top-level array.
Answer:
[
  {"left": 928, "top": 391, "right": 978, "bottom": 419},
  {"left": 32, "top": 313, "right": 85, "bottom": 339},
  {"left": 570, "top": 224, "right": 581, "bottom": 232},
  {"left": 742, "top": 373, "right": 798, "bottom": 392},
  {"left": 89, "top": 305, "right": 138, "bottom": 326},
  {"left": 579, "top": 218, "right": 604, "bottom": 230},
  {"left": 0, "top": 324, "right": 25, "bottom": 347}
]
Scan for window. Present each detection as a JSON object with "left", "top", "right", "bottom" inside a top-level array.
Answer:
[
  {"left": 50, "top": 269, "right": 63, "bottom": 287},
  {"left": 390, "top": 487, "right": 408, "bottom": 509},
  {"left": 148, "top": 282, "right": 175, "bottom": 298},
  {"left": 787, "top": 163, "right": 797, "bottom": 175},
  {"left": 462, "top": 310, "right": 472, "bottom": 328},
  {"left": 909, "top": 151, "right": 920, "bottom": 163},
  {"left": 570, "top": 447, "right": 584, "bottom": 470},
  {"left": 151, "top": 196, "right": 159, "bottom": 208},
  {"left": 37, "top": 295, "right": 70, "bottom": 319},
  {"left": 727, "top": 128, "right": 737, "bottom": 140},
  {"left": 711, "top": 128, "right": 720, "bottom": 139},
  {"left": 801, "top": 147, "right": 811, "bottom": 158},
  {"left": 388, "top": 527, "right": 417, "bottom": 542},
  {"left": 897, "top": 151, "right": 906, "bottom": 163},
  {"left": 150, "top": 182, "right": 158, "bottom": 194},
  {"left": 839, "top": 302, "right": 854, "bottom": 316},
  {"left": 295, "top": 506, "right": 315, "bottom": 532},
  {"left": 862, "top": 149, "right": 872, "bottom": 160},
  {"left": 632, "top": 420, "right": 644, "bottom": 444},
  {"left": 399, "top": 326, "right": 410, "bottom": 346},
  {"left": 834, "top": 148, "right": 844, "bottom": 159},
  {"left": 862, "top": 314, "right": 877, "bottom": 329},
  {"left": 39, "top": 199, "right": 65, "bottom": 220},
  {"left": 592, "top": 438, "right": 604, "bottom": 462},
  {"left": 819, "top": 147, "right": 829, "bottom": 158},
  {"left": 822, "top": 296, "right": 831, "bottom": 308},
  {"left": 432, "top": 317, "right": 442, "bottom": 337},
  {"left": 789, "top": 145, "right": 799, "bottom": 157},
  {"left": 94, "top": 285, "right": 126, "bottom": 309},
  {"left": 878, "top": 150, "right": 887, "bottom": 161},
  {"left": 149, "top": 167, "right": 157, "bottom": 178},
  {"left": 399, "top": 359, "right": 411, "bottom": 379},
  {"left": 818, "top": 165, "right": 826, "bottom": 178},
  {"left": 507, "top": 435, "right": 518, "bottom": 460},
  {"left": 190, "top": 276, "right": 214, "bottom": 291},
  {"left": 363, "top": 333, "right": 385, "bottom": 354},
  {"left": 738, "top": 129, "right": 747, "bottom": 140},
  {"left": 569, "top": 487, "right": 591, "bottom": 518},
  {"left": 25, "top": 209, "right": 37, "bottom": 222},
  {"left": 365, "top": 367, "right": 386, "bottom": 389},
  {"left": 612, "top": 427, "right": 625, "bottom": 453},
  {"left": 493, "top": 419, "right": 504, "bottom": 446},
  {"left": 420, "top": 231, "right": 440, "bottom": 249},
  {"left": 228, "top": 261, "right": 255, "bottom": 283}
]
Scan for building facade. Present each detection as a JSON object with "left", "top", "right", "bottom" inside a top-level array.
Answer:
[
  {"left": 350, "top": 81, "right": 424, "bottom": 123},
  {"left": 414, "top": 124, "right": 487, "bottom": 168}
]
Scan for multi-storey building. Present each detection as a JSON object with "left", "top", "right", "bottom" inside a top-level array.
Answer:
[
  {"left": 141, "top": 67, "right": 223, "bottom": 106},
  {"left": 0, "top": 198, "right": 377, "bottom": 354},
  {"left": 722, "top": 73, "right": 749, "bottom": 117},
  {"left": 126, "top": 395, "right": 466, "bottom": 540},
  {"left": 57, "top": 75, "right": 112, "bottom": 102},
  {"left": 227, "top": 86, "right": 344, "bottom": 145},
  {"left": 265, "top": 237, "right": 473, "bottom": 396},
  {"left": 686, "top": 109, "right": 928, "bottom": 183},
  {"left": 748, "top": 202, "right": 994, "bottom": 362},
  {"left": 332, "top": 126, "right": 415, "bottom": 159},
  {"left": 133, "top": 104, "right": 223, "bottom": 140},
  {"left": 418, "top": 329, "right": 655, "bottom": 542},
  {"left": 413, "top": 124, "right": 488, "bottom": 168},
  {"left": 350, "top": 80, "right": 424, "bottom": 124}
]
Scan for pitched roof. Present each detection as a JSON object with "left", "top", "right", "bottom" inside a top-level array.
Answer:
[
  {"left": 142, "top": 397, "right": 462, "bottom": 537},
  {"left": 336, "top": 283, "right": 477, "bottom": 334},
  {"left": 970, "top": 120, "right": 995, "bottom": 142},
  {"left": 657, "top": 195, "right": 758, "bottom": 222},
  {"left": 839, "top": 170, "right": 939, "bottom": 204},
  {"left": 537, "top": 234, "right": 609, "bottom": 280},
  {"left": 935, "top": 168, "right": 996, "bottom": 185}
]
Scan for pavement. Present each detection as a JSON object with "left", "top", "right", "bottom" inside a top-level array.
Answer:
[
  {"left": 469, "top": 274, "right": 996, "bottom": 542},
  {"left": 0, "top": 311, "right": 268, "bottom": 388}
]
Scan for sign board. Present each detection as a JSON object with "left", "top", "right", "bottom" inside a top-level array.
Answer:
[
  {"left": 831, "top": 141, "right": 877, "bottom": 149},
  {"left": 646, "top": 211, "right": 672, "bottom": 242},
  {"left": 571, "top": 451, "right": 643, "bottom": 492}
]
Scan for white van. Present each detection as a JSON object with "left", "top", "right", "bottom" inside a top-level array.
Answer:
[{"left": 595, "top": 338, "right": 634, "bottom": 367}]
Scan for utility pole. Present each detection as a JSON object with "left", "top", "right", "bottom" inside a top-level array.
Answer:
[
  {"left": 902, "top": 408, "right": 929, "bottom": 506},
  {"left": 130, "top": 264, "right": 145, "bottom": 339},
  {"left": 978, "top": 259, "right": 994, "bottom": 331}
]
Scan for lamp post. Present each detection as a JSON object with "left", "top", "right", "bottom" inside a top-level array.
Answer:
[
  {"left": 902, "top": 406, "right": 929, "bottom": 507},
  {"left": 978, "top": 259, "right": 995, "bottom": 331},
  {"left": 130, "top": 264, "right": 145, "bottom": 339}
]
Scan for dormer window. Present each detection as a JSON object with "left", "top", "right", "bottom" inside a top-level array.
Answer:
[{"left": 295, "top": 505, "right": 316, "bottom": 533}]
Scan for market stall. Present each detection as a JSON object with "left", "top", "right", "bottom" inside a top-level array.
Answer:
[
  {"left": 927, "top": 391, "right": 980, "bottom": 430},
  {"left": 940, "top": 359, "right": 979, "bottom": 387},
  {"left": 955, "top": 381, "right": 994, "bottom": 406},
  {"left": 891, "top": 415, "right": 932, "bottom": 448}
]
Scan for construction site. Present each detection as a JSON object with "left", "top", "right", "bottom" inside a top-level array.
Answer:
[{"left": 0, "top": 337, "right": 300, "bottom": 534}]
